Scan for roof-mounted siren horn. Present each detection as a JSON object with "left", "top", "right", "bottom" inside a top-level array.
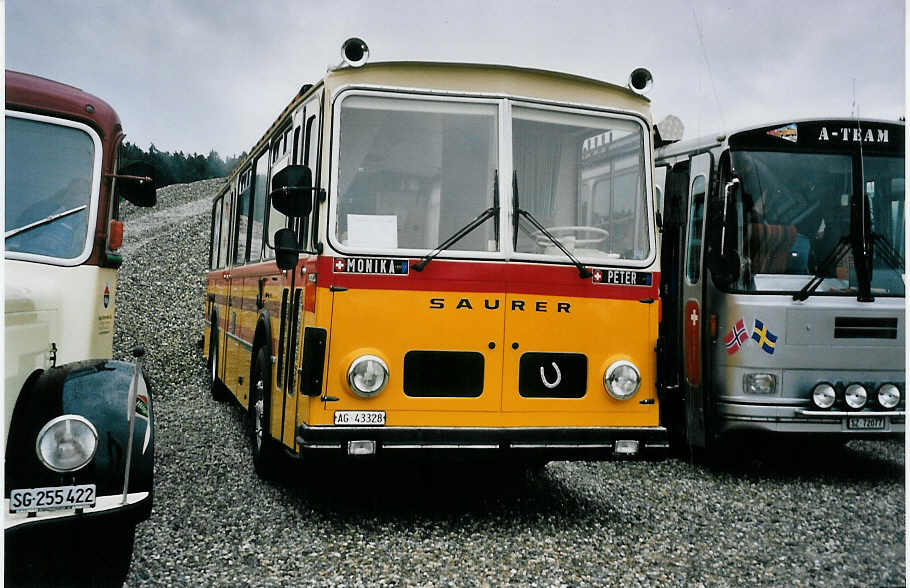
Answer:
[
  {"left": 341, "top": 37, "right": 370, "bottom": 68},
  {"left": 628, "top": 67, "right": 653, "bottom": 95}
]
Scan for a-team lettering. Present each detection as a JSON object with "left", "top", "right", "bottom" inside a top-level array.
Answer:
[
  {"left": 430, "top": 297, "right": 570, "bottom": 313},
  {"left": 818, "top": 126, "right": 889, "bottom": 143}
]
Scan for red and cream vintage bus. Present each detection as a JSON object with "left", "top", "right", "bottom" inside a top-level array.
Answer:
[
  {"left": 5, "top": 70, "right": 156, "bottom": 581},
  {"left": 204, "top": 40, "right": 667, "bottom": 474}
]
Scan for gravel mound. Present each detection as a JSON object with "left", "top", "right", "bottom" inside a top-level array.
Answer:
[{"left": 112, "top": 178, "right": 905, "bottom": 586}]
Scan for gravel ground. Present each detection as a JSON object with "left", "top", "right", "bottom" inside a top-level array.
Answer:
[{"left": 110, "top": 179, "right": 905, "bottom": 587}]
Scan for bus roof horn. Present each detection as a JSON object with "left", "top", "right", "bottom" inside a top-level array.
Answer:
[
  {"left": 628, "top": 67, "right": 653, "bottom": 95},
  {"left": 340, "top": 38, "right": 369, "bottom": 68}
]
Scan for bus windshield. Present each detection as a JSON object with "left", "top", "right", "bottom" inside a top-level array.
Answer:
[
  {"left": 5, "top": 116, "right": 96, "bottom": 260},
  {"left": 730, "top": 150, "right": 904, "bottom": 296},
  {"left": 333, "top": 93, "right": 651, "bottom": 263}
]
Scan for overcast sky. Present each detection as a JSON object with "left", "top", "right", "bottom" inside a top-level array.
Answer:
[{"left": 7, "top": 0, "right": 905, "bottom": 157}]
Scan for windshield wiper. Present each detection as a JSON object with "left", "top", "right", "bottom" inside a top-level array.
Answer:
[
  {"left": 5, "top": 205, "right": 87, "bottom": 240},
  {"left": 792, "top": 237, "right": 851, "bottom": 301},
  {"left": 413, "top": 171, "right": 499, "bottom": 272},
  {"left": 512, "top": 171, "right": 592, "bottom": 279}
]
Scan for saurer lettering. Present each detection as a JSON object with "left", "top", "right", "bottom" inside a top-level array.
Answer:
[{"left": 430, "top": 297, "right": 570, "bottom": 313}]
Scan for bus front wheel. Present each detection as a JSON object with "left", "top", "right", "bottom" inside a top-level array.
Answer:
[{"left": 250, "top": 348, "right": 282, "bottom": 478}]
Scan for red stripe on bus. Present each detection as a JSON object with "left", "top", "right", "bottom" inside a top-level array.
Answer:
[{"left": 316, "top": 256, "right": 659, "bottom": 300}]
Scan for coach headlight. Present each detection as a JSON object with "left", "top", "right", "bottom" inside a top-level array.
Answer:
[
  {"left": 604, "top": 360, "right": 641, "bottom": 400},
  {"left": 877, "top": 383, "right": 901, "bottom": 409},
  {"left": 844, "top": 383, "right": 868, "bottom": 410},
  {"left": 811, "top": 382, "right": 836, "bottom": 409},
  {"left": 36, "top": 415, "right": 98, "bottom": 473},
  {"left": 347, "top": 355, "right": 389, "bottom": 398}
]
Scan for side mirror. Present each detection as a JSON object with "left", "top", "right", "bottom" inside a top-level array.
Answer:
[
  {"left": 115, "top": 161, "right": 157, "bottom": 207},
  {"left": 274, "top": 228, "right": 300, "bottom": 271},
  {"left": 270, "top": 165, "right": 315, "bottom": 218}
]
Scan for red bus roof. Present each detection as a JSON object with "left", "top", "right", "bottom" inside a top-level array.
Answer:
[{"left": 5, "top": 70, "right": 122, "bottom": 142}]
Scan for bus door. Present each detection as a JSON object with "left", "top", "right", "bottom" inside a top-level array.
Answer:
[
  {"left": 680, "top": 152, "right": 712, "bottom": 447},
  {"left": 278, "top": 97, "right": 323, "bottom": 447}
]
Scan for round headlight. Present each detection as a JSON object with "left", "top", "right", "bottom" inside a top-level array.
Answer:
[
  {"left": 877, "top": 383, "right": 900, "bottom": 409},
  {"left": 811, "top": 382, "right": 836, "bottom": 410},
  {"left": 36, "top": 415, "right": 98, "bottom": 473},
  {"left": 844, "top": 383, "right": 868, "bottom": 410},
  {"left": 604, "top": 360, "right": 641, "bottom": 400},
  {"left": 347, "top": 355, "right": 389, "bottom": 398}
]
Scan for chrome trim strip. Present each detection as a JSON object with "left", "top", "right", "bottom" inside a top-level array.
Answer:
[
  {"left": 225, "top": 331, "right": 253, "bottom": 351},
  {"left": 511, "top": 443, "right": 614, "bottom": 450},
  {"left": 795, "top": 409, "right": 905, "bottom": 418},
  {"left": 383, "top": 444, "right": 500, "bottom": 450},
  {"left": 4, "top": 491, "right": 150, "bottom": 530}
]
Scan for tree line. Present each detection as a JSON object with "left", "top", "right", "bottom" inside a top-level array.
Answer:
[{"left": 120, "top": 142, "right": 247, "bottom": 188}]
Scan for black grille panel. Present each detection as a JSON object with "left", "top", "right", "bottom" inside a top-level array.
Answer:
[
  {"left": 519, "top": 352, "right": 587, "bottom": 398},
  {"left": 834, "top": 317, "right": 898, "bottom": 339},
  {"left": 403, "top": 351, "right": 484, "bottom": 397}
]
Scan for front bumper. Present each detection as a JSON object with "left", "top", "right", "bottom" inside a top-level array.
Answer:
[
  {"left": 296, "top": 424, "right": 669, "bottom": 460},
  {"left": 4, "top": 489, "right": 152, "bottom": 535},
  {"left": 717, "top": 401, "right": 905, "bottom": 437}
]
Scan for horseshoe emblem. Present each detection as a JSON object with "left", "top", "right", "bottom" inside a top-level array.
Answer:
[{"left": 539, "top": 362, "right": 562, "bottom": 389}]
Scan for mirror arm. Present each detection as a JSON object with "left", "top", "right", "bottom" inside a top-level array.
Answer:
[{"left": 104, "top": 172, "right": 154, "bottom": 184}]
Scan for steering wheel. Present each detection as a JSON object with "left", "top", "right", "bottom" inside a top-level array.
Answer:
[{"left": 532, "top": 226, "right": 608, "bottom": 249}]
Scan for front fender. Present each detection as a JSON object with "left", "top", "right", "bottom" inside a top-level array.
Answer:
[{"left": 5, "top": 359, "right": 154, "bottom": 500}]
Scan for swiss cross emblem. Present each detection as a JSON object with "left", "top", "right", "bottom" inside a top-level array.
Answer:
[
  {"left": 593, "top": 270, "right": 602, "bottom": 282},
  {"left": 334, "top": 259, "right": 346, "bottom": 271},
  {"left": 690, "top": 307, "right": 699, "bottom": 326}
]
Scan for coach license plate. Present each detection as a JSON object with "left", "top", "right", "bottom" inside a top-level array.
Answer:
[
  {"left": 9, "top": 484, "right": 96, "bottom": 513},
  {"left": 846, "top": 416, "right": 887, "bottom": 430},
  {"left": 334, "top": 410, "right": 386, "bottom": 426}
]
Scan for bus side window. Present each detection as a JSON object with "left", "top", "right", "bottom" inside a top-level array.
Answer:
[
  {"left": 292, "top": 126, "right": 301, "bottom": 165},
  {"left": 219, "top": 190, "right": 233, "bottom": 268},
  {"left": 210, "top": 195, "right": 223, "bottom": 270},
  {"left": 234, "top": 170, "right": 252, "bottom": 264},
  {"left": 250, "top": 151, "right": 270, "bottom": 262},
  {"left": 295, "top": 113, "right": 318, "bottom": 249},
  {"left": 685, "top": 175, "right": 707, "bottom": 284}
]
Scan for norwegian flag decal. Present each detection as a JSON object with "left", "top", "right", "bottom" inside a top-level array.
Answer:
[{"left": 723, "top": 318, "right": 749, "bottom": 355}]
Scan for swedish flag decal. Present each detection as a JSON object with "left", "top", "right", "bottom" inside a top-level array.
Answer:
[{"left": 751, "top": 319, "right": 778, "bottom": 354}]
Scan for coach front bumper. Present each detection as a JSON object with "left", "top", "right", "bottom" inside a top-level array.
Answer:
[
  {"left": 296, "top": 424, "right": 669, "bottom": 460},
  {"left": 716, "top": 400, "right": 905, "bottom": 438}
]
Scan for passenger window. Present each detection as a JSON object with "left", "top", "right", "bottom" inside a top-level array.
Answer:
[
  {"left": 210, "top": 195, "right": 223, "bottom": 269},
  {"left": 218, "top": 191, "right": 232, "bottom": 267},
  {"left": 234, "top": 170, "right": 252, "bottom": 264},
  {"left": 249, "top": 152, "right": 269, "bottom": 262},
  {"left": 686, "top": 175, "right": 706, "bottom": 284}
]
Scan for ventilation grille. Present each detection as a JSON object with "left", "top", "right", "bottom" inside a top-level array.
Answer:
[{"left": 834, "top": 317, "right": 898, "bottom": 339}]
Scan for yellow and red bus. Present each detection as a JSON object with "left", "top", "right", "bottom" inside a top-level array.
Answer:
[{"left": 204, "top": 39, "right": 667, "bottom": 473}]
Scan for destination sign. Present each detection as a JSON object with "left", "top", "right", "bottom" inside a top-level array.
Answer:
[
  {"left": 333, "top": 257, "right": 409, "bottom": 275},
  {"left": 591, "top": 269, "right": 652, "bottom": 286},
  {"left": 730, "top": 120, "right": 904, "bottom": 154}
]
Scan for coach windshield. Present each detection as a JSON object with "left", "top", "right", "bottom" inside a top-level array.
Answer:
[
  {"left": 334, "top": 94, "right": 499, "bottom": 255},
  {"left": 5, "top": 114, "right": 100, "bottom": 264},
  {"left": 729, "top": 149, "right": 904, "bottom": 296},
  {"left": 512, "top": 106, "right": 651, "bottom": 264}
]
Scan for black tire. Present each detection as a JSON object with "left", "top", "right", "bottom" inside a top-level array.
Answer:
[
  {"left": 6, "top": 522, "right": 135, "bottom": 588},
  {"left": 250, "top": 347, "right": 282, "bottom": 477},
  {"left": 209, "top": 321, "right": 228, "bottom": 402}
]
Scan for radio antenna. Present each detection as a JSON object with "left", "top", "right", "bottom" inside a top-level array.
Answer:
[{"left": 691, "top": 2, "right": 726, "bottom": 131}]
